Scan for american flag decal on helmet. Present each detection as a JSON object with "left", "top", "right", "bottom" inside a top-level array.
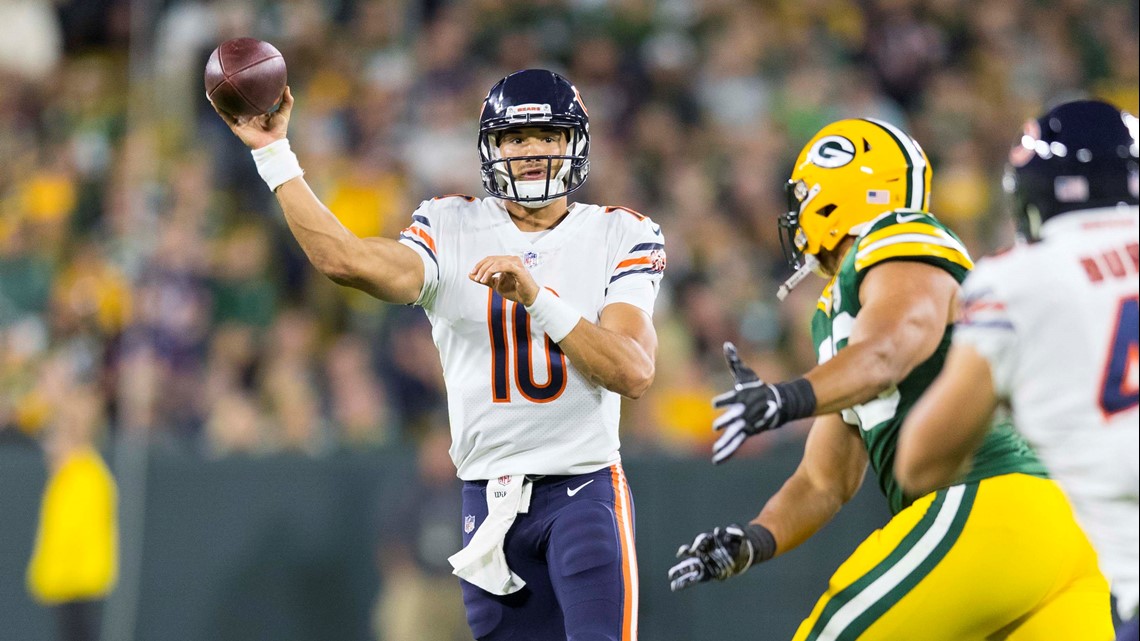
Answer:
[{"left": 867, "top": 189, "right": 890, "bottom": 204}]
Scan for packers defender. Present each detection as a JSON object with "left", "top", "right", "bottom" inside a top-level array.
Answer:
[{"left": 668, "top": 118, "right": 1114, "bottom": 639}]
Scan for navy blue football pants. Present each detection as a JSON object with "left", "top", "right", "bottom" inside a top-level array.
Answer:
[
  {"left": 459, "top": 464, "right": 638, "bottom": 641},
  {"left": 1118, "top": 617, "right": 1138, "bottom": 641}
]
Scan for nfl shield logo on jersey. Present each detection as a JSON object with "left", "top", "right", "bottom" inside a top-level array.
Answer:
[
  {"left": 464, "top": 514, "right": 476, "bottom": 534},
  {"left": 522, "top": 251, "right": 540, "bottom": 268},
  {"left": 498, "top": 475, "right": 512, "bottom": 486}
]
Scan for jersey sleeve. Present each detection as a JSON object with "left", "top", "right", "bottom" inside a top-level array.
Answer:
[
  {"left": 853, "top": 211, "right": 974, "bottom": 285},
  {"left": 951, "top": 261, "right": 1018, "bottom": 398},
  {"left": 604, "top": 214, "right": 666, "bottom": 315},
  {"left": 397, "top": 200, "right": 441, "bottom": 309}
]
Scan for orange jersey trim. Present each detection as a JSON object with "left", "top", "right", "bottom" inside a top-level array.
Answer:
[{"left": 402, "top": 226, "right": 437, "bottom": 253}]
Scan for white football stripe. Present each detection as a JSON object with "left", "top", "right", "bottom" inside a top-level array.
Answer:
[
  {"left": 857, "top": 232, "right": 968, "bottom": 261},
  {"left": 817, "top": 486, "right": 966, "bottom": 640}
]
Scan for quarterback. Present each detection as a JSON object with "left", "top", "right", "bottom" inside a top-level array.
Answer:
[
  {"left": 212, "top": 69, "right": 663, "bottom": 640},
  {"left": 897, "top": 100, "right": 1138, "bottom": 640},
  {"left": 668, "top": 118, "right": 1114, "bottom": 639}
]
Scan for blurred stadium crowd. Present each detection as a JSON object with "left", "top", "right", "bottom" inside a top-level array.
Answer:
[{"left": 1, "top": 0, "right": 1137, "bottom": 460}]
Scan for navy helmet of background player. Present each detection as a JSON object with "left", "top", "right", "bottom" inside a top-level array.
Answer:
[
  {"left": 1005, "top": 99, "right": 1139, "bottom": 241},
  {"left": 478, "top": 69, "right": 590, "bottom": 207}
]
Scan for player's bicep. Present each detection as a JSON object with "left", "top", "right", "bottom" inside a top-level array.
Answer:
[
  {"left": 851, "top": 260, "right": 958, "bottom": 374},
  {"left": 798, "top": 413, "right": 868, "bottom": 504},
  {"left": 598, "top": 302, "right": 657, "bottom": 360}
]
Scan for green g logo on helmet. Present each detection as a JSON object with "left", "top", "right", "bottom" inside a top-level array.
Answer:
[{"left": 807, "top": 135, "right": 857, "bottom": 169}]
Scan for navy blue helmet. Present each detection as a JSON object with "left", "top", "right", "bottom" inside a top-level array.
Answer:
[
  {"left": 478, "top": 69, "right": 590, "bottom": 207},
  {"left": 1005, "top": 99, "right": 1139, "bottom": 240}
]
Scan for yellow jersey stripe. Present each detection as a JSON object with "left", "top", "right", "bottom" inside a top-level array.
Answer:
[
  {"left": 855, "top": 242, "right": 974, "bottom": 272},
  {"left": 817, "top": 275, "right": 838, "bottom": 312}
]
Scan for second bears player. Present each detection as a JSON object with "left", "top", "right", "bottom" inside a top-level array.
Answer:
[
  {"left": 667, "top": 118, "right": 1113, "bottom": 639},
  {"left": 897, "top": 99, "right": 1138, "bottom": 640},
  {"left": 212, "top": 69, "right": 663, "bottom": 640}
]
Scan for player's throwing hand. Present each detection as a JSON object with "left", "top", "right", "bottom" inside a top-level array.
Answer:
[
  {"left": 469, "top": 255, "right": 540, "bottom": 305},
  {"left": 211, "top": 85, "right": 294, "bottom": 150}
]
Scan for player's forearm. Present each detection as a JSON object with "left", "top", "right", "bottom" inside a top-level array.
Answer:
[
  {"left": 274, "top": 179, "right": 420, "bottom": 303},
  {"left": 274, "top": 178, "right": 361, "bottom": 277},
  {"left": 558, "top": 322, "right": 654, "bottom": 398},
  {"left": 895, "top": 344, "right": 999, "bottom": 496},
  {"left": 803, "top": 342, "right": 901, "bottom": 415},
  {"left": 754, "top": 473, "right": 847, "bottom": 558},
  {"left": 894, "top": 445, "right": 971, "bottom": 498}
]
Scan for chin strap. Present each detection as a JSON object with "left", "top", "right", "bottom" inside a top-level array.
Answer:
[{"left": 776, "top": 254, "right": 820, "bottom": 301}]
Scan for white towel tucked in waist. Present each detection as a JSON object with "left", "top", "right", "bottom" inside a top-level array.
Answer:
[{"left": 448, "top": 475, "right": 533, "bottom": 595}]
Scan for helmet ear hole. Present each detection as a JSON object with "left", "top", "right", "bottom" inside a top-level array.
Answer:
[
  {"left": 863, "top": 139, "right": 872, "bottom": 152},
  {"left": 816, "top": 204, "right": 838, "bottom": 218}
]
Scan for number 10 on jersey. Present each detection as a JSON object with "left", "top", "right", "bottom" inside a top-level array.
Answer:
[{"left": 488, "top": 291, "right": 568, "bottom": 403}]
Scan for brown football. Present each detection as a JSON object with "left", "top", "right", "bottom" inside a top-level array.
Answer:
[{"left": 204, "top": 38, "right": 287, "bottom": 117}]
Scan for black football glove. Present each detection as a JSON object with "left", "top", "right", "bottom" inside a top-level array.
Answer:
[
  {"left": 711, "top": 342, "right": 817, "bottom": 464},
  {"left": 667, "top": 523, "right": 776, "bottom": 592}
]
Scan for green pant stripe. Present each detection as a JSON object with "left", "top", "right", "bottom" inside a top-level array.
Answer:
[
  {"left": 805, "top": 484, "right": 977, "bottom": 641},
  {"left": 833, "top": 484, "right": 978, "bottom": 641},
  {"left": 804, "top": 489, "right": 949, "bottom": 641}
]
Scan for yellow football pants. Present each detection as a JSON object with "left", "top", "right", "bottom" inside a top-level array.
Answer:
[{"left": 792, "top": 474, "right": 1113, "bottom": 641}]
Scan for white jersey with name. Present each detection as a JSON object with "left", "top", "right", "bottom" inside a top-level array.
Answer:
[
  {"left": 954, "top": 206, "right": 1139, "bottom": 615},
  {"left": 398, "top": 196, "right": 665, "bottom": 481}
]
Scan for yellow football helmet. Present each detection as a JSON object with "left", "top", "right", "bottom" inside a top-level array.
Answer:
[{"left": 780, "top": 118, "right": 932, "bottom": 271}]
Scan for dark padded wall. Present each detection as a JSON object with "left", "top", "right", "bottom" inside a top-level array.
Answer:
[{"left": 0, "top": 440, "right": 890, "bottom": 641}]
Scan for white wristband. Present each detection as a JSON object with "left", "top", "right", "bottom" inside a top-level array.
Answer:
[
  {"left": 251, "top": 138, "right": 304, "bottom": 191},
  {"left": 525, "top": 288, "right": 583, "bottom": 343}
]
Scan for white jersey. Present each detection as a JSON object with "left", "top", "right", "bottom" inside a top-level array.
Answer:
[
  {"left": 954, "top": 206, "right": 1139, "bottom": 615},
  {"left": 398, "top": 196, "right": 665, "bottom": 481}
]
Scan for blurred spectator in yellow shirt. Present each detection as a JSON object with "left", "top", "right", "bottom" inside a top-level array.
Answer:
[{"left": 26, "top": 384, "right": 117, "bottom": 641}]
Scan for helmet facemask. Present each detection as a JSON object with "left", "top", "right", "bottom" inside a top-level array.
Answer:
[
  {"left": 780, "top": 178, "right": 822, "bottom": 270},
  {"left": 479, "top": 123, "right": 589, "bottom": 208}
]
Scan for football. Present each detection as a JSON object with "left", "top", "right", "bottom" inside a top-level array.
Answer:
[{"left": 204, "top": 37, "right": 287, "bottom": 117}]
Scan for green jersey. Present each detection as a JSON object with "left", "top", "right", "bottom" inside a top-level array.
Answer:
[{"left": 810, "top": 209, "right": 1046, "bottom": 514}]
